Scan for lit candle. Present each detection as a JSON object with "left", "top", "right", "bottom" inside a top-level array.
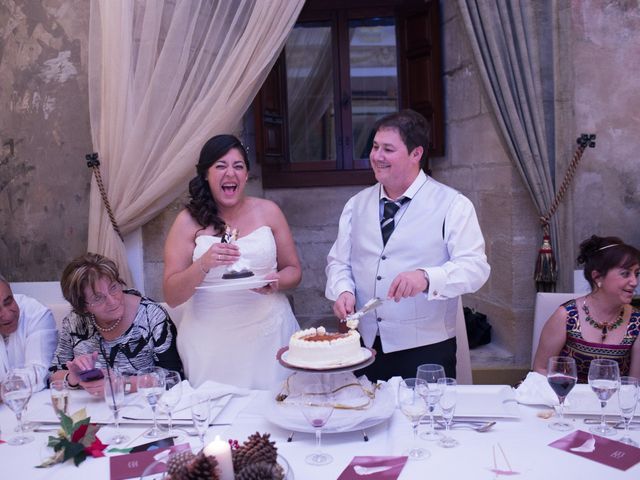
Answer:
[{"left": 203, "top": 435, "right": 234, "bottom": 480}]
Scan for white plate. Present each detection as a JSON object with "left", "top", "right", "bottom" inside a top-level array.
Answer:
[
  {"left": 195, "top": 275, "right": 276, "bottom": 292},
  {"left": 436, "top": 385, "right": 520, "bottom": 419},
  {"left": 266, "top": 381, "right": 395, "bottom": 434},
  {"left": 118, "top": 394, "right": 233, "bottom": 425},
  {"left": 280, "top": 347, "right": 373, "bottom": 370},
  {"left": 562, "top": 384, "right": 622, "bottom": 416}
]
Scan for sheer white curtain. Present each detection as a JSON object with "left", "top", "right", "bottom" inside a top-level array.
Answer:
[{"left": 87, "top": 0, "right": 304, "bottom": 283}]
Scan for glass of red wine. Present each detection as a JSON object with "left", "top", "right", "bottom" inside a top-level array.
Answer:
[
  {"left": 546, "top": 356, "right": 577, "bottom": 431},
  {"left": 299, "top": 381, "right": 334, "bottom": 466}
]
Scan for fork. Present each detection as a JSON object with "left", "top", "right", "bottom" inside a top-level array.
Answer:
[{"left": 434, "top": 420, "right": 496, "bottom": 432}]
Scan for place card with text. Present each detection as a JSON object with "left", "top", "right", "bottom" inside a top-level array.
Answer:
[
  {"left": 337, "top": 456, "right": 408, "bottom": 479},
  {"left": 110, "top": 442, "right": 191, "bottom": 480},
  {"left": 549, "top": 429, "right": 640, "bottom": 471}
]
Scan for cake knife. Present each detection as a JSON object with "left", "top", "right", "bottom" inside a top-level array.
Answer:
[{"left": 342, "top": 297, "right": 384, "bottom": 327}]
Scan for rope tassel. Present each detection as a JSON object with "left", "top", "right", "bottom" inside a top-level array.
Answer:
[{"left": 534, "top": 233, "right": 557, "bottom": 292}]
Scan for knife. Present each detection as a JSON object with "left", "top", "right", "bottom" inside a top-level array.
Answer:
[{"left": 342, "top": 297, "right": 384, "bottom": 325}]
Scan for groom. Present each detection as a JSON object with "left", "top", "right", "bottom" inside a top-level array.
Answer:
[{"left": 325, "top": 109, "right": 490, "bottom": 381}]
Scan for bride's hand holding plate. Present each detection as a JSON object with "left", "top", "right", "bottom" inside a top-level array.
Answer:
[{"left": 252, "top": 272, "right": 279, "bottom": 294}]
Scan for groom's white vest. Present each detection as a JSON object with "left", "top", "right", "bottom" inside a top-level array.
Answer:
[{"left": 350, "top": 179, "right": 459, "bottom": 353}]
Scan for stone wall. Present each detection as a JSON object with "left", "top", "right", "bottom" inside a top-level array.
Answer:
[{"left": 0, "top": 0, "right": 91, "bottom": 281}]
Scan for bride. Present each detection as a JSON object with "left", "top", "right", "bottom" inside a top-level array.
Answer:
[{"left": 163, "top": 135, "right": 301, "bottom": 389}]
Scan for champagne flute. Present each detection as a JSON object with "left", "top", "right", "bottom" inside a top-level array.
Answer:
[
  {"left": 299, "top": 381, "right": 334, "bottom": 466},
  {"left": 1, "top": 371, "right": 34, "bottom": 445},
  {"left": 398, "top": 378, "right": 430, "bottom": 460},
  {"left": 588, "top": 358, "right": 620, "bottom": 436},
  {"left": 137, "top": 367, "right": 166, "bottom": 438},
  {"left": 437, "top": 378, "right": 458, "bottom": 448},
  {"left": 190, "top": 393, "right": 211, "bottom": 449},
  {"left": 104, "top": 369, "right": 129, "bottom": 445},
  {"left": 617, "top": 376, "right": 639, "bottom": 446},
  {"left": 158, "top": 370, "right": 182, "bottom": 437},
  {"left": 546, "top": 356, "right": 577, "bottom": 431},
  {"left": 50, "top": 378, "right": 69, "bottom": 418},
  {"left": 416, "top": 364, "right": 445, "bottom": 440}
]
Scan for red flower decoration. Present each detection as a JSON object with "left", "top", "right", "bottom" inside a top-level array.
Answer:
[
  {"left": 84, "top": 437, "right": 107, "bottom": 458},
  {"left": 71, "top": 423, "right": 89, "bottom": 443}
]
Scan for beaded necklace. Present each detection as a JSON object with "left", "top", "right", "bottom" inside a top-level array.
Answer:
[
  {"left": 91, "top": 314, "right": 122, "bottom": 333},
  {"left": 581, "top": 299, "right": 625, "bottom": 342}
]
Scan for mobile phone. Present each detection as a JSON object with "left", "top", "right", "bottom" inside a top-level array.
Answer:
[{"left": 77, "top": 368, "right": 104, "bottom": 382}]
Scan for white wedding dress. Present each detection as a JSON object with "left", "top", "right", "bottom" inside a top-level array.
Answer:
[{"left": 177, "top": 226, "right": 299, "bottom": 389}]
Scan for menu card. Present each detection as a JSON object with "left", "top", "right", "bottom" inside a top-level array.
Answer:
[
  {"left": 337, "top": 456, "right": 408, "bottom": 479},
  {"left": 549, "top": 430, "right": 640, "bottom": 471},
  {"left": 110, "top": 442, "right": 191, "bottom": 480}
]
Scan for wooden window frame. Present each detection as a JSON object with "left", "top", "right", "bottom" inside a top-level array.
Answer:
[{"left": 254, "top": 0, "right": 443, "bottom": 188}]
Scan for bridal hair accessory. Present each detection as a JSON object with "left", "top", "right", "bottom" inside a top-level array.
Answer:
[
  {"left": 596, "top": 243, "right": 620, "bottom": 252},
  {"left": 37, "top": 408, "right": 106, "bottom": 467}
]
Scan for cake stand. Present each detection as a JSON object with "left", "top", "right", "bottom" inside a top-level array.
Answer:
[{"left": 276, "top": 346, "right": 376, "bottom": 374}]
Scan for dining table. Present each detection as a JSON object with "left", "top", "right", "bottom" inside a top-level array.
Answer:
[{"left": 1, "top": 379, "right": 638, "bottom": 479}]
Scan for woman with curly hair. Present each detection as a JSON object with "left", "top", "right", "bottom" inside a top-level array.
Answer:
[
  {"left": 533, "top": 235, "right": 640, "bottom": 382},
  {"left": 163, "top": 134, "right": 301, "bottom": 389}
]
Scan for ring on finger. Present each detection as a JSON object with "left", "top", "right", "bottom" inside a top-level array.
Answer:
[{"left": 218, "top": 254, "right": 222, "bottom": 261}]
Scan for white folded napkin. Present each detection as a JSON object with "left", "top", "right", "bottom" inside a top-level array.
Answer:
[{"left": 515, "top": 371, "right": 562, "bottom": 407}]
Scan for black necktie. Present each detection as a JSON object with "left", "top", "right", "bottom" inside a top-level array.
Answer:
[{"left": 380, "top": 197, "right": 409, "bottom": 246}]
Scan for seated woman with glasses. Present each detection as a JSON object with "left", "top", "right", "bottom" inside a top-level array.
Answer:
[
  {"left": 533, "top": 235, "right": 640, "bottom": 383},
  {"left": 49, "top": 253, "right": 183, "bottom": 396}
]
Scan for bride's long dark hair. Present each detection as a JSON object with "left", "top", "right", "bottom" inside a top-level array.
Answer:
[{"left": 186, "top": 135, "right": 249, "bottom": 233}]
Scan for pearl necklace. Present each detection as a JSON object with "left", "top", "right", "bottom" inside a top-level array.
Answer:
[
  {"left": 581, "top": 299, "right": 625, "bottom": 342},
  {"left": 91, "top": 314, "right": 122, "bottom": 333}
]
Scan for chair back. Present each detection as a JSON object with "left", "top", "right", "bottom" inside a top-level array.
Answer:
[
  {"left": 455, "top": 298, "right": 473, "bottom": 385},
  {"left": 10, "top": 281, "right": 71, "bottom": 329},
  {"left": 531, "top": 292, "right": 575, "bottom": 367}
]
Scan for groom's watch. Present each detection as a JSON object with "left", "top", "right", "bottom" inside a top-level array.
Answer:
[{"left": 418, "top": 268, "right": 430, "bottom": 293}]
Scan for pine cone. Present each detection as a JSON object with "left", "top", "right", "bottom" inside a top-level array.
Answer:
[
  {"left": 232, "top": 432, "right": 278, "bottom": 472},
  {"left": 166, "top": 450, "right": 196, "bottom": 480},
  {"left": 235, "top": 461, "right": 285, "bottom": 480},
  {"left": 185, "top": 451, "right": 220, "bottom": 480}
]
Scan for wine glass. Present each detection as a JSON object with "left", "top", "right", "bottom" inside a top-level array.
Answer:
[
  {"left": 12, "top": 366, "right": 36, "bottom": 432},
  {"left": 546, "top": 356, "right": 577, "bottom": 431},
  {"left": 416, "top": 364, "right": 445, "bottom": 440},
  {"left": 299, "top": 381, "right": 334, "bottom": 466},
  {"left": 617, "top": 376, "right": 639, "bottom": 446},
  {"left": 397, "top": 378, "right": 430, "bottom": 460},
  {"left": 49, "top": 378, "right": 69, "bottom": 418},
  {"left": 190, "top": 393, "right": 211, "bottom": 448},
  {"left": 1, "top": 371, "right": 34, "bottom": 445},
  {"left": 437, "top": 378, "right": 458, "bottom": 448},
  {"left": 588, "top": 358, "right": 620, "bottom": 436},
  {"left": 137, "top": 367, "right": 166, "bottom": 438},
  {"left": 104, "top": 369, "right": 129, "bottom": 445},
  {"left": 158, "top": 370, "right": 182, "bottom": 437}
]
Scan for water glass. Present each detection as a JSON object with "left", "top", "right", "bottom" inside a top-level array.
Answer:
[
  {"left": 398, "top": 378, "right": 430, "bottom": 461},
  {"left": 104, "top": 370, "right": 129, "bottom": 445},
  {"left": 546, "top": 356, "right": 577, "bottom": 431},
  {"left": 416, "top": 364, "right": 445, "bottom": 440},
  {"left": 50, "top": 379, "right": 69, "bottom": 418},
  {"left": 158, "top": 370, "right": 182, "bottom": 437},
  {"left": 588, "top": 358, "right": 620, "bottom": 436},
  {"left": 190, "top": 393, "right": 211, "bottom": 448},
  {"left": 618, "top": 376, "right": 639, "bottom": 446},
  {"left": 437, "top": 378, "right": 459, "bottom": 448},
  {"left": 1, "top": 371, "right": 33, "bottom": 445},
  {"left": 137, "top": 367, "right": 166, "bottom": 438}
]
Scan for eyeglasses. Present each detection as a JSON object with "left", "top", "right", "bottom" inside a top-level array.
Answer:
[{"left": 86, "top": 283, "right": 123, "bottom": 307}]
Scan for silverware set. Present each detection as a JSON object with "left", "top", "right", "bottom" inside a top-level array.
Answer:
[
  {"left": 582, "top": 418, "right": 640, "bottom": 429},
  {"left": 422, "top": 419, "right": 496, "bottom": 432}
]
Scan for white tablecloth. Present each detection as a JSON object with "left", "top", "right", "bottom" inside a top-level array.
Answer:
[{"left": 1, "top": 384, "right": 639, "bottom": 479}]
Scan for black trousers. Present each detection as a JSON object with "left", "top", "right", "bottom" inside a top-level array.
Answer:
[{"left": 356, "top": 336, "right": 457, "bottom": 382}]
